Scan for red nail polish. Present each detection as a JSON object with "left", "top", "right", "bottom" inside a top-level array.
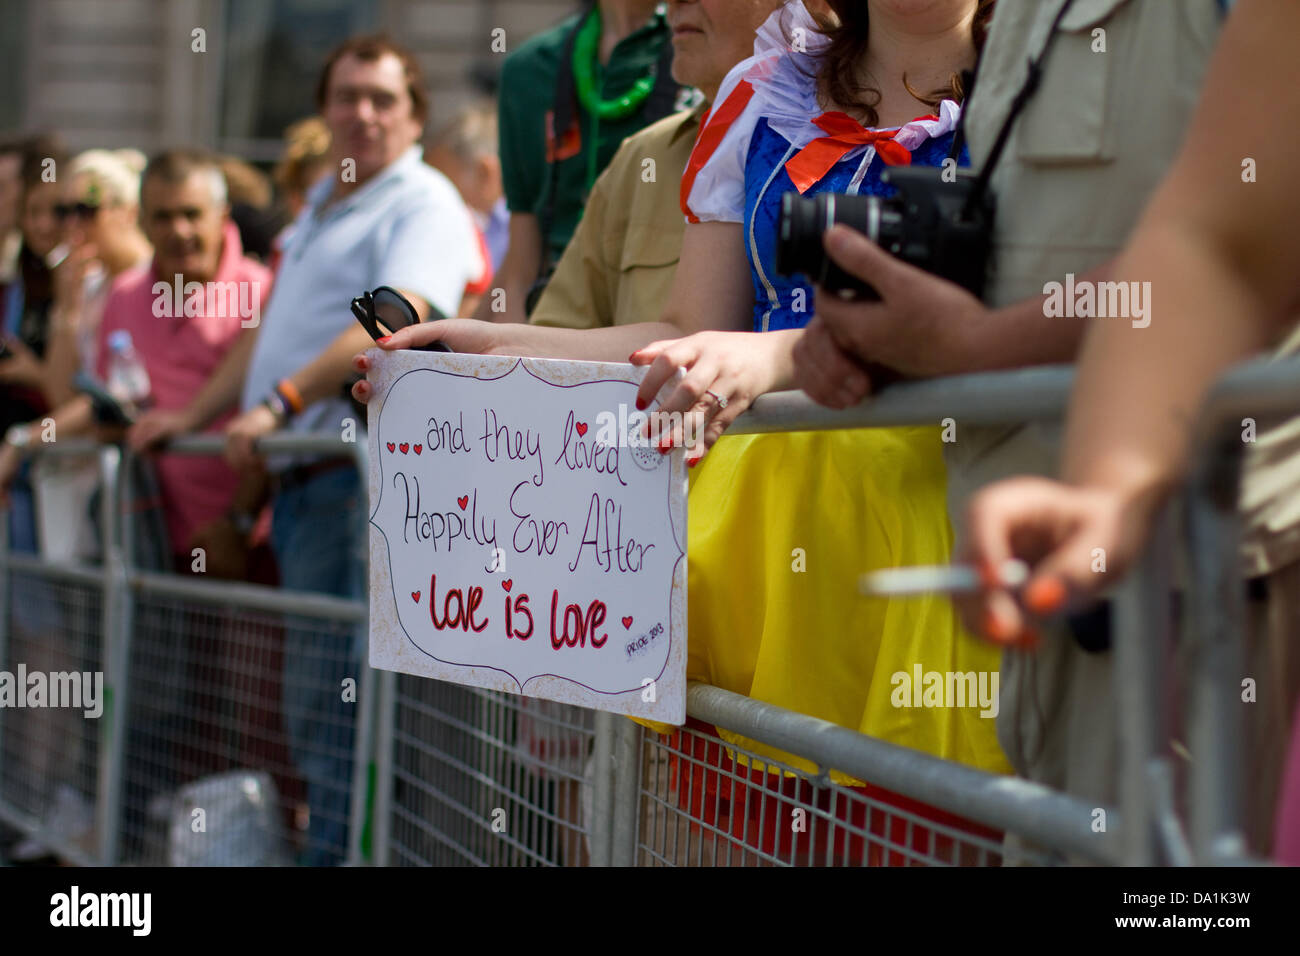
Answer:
[
  {"left": 635, "top": 398, "right": 647, "bottom": 411},
  {"left": 658, "top": 437, "right": 673, "bottom": 453},
  {"left": 983, "top": 609, "right": 1015, "bottom": 644},
  {"left": 687, "top": 455, "right": 702, "bottom": 469},
  {"left": 376, "top": 336, "right": 391, "bottom": 344},
  {"left": 1025, "top": 577, "right": 1066, "bottom": 615}
]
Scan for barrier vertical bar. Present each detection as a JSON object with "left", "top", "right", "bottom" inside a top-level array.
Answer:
[
  {"left": 609, "top": 717, "right": 642, "bottom": 866},
  {"left": 0, "top": 505, "right": 10, "bottom": 799},
  {"left": 588, "top": 710, "right": 615, "bottom": 866},
  {"left": 347, "top": 442, "right": 372, "bottom": 866},
  {"left": 372, "top": 668, "right": 396, "bottom": 865},
  {"left": 348, "top": 659, "right": 377, "bottom": 865},
  {"left": 1111, "top": 517, "right": 1172, "bottom": 865},
  {"left": 95, "top": 445, "right": 129, "bottom": 865},
  {"left": 1184, "top": 429, "right": 1248, "bottom": 863}
]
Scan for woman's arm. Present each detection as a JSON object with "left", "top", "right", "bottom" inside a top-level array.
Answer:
[
  {"left": 375, "top": 221, "right": 756, "bottom": 360},
  {"left": 471, "top": 212, "right": 542, "bottom": 325},
  {"left": 964, "top": 0, "right": 1300, "bottom": 642},
  {"left": 42, "top": 247, "right": 100, "bottom": 407},
  {"left": 1060, "top": 2, "right": 1300, "bottom": 496}
]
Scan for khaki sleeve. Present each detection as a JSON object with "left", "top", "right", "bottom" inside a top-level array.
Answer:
[{"left": 528, "top": 169, "right": 615, "bottom": 330}]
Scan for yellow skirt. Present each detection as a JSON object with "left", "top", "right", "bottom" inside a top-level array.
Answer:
[{"left": 660, "top": 427, "right": 1011, "bottom": 780}]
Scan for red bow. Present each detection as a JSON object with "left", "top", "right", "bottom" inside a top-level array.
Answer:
[{"left": 784, "top": 112, "right": 913, "bottom": 194}]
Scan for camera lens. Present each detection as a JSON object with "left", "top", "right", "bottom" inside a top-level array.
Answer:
[
  {"left": 775, "top": 192, "right": 881, "bottom": 298},
  {"left": 774, "top": 192, "right": 823, "bottom": 279}
]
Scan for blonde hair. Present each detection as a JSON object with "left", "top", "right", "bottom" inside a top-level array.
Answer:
[
  {"left": 219, "top": 154, "right": 273, "bottom": 209},
  {"left": 274, "top": 116, "right": 332, "bottom": 197},
  {"left": 68, "top": 148, "right": 147, "bottom": 207}
]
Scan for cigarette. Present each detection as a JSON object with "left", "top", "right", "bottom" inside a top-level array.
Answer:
[
  {"left": 858, "top": 558, "right": 1030, "bottom": 597},
  {"left": 45, "top": 243, "right": 70, "bottom": 269}
]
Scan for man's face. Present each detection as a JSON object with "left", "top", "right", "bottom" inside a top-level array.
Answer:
[
  {"left": 141, "top": 171, "right": 227, "bottom": 284},
  {"left": 667, "top": 0, "right": 783, "bottom": 100},
  {"left": 323, "top": 52, "right": 423, "bottom": 184},
  {"left": 0, "top": 153, "right": 21, "bottom": 236}
]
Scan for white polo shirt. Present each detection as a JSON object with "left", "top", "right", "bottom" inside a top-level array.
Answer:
[{"left": 241, "top": 145, "right": 478, "bottom": 455}]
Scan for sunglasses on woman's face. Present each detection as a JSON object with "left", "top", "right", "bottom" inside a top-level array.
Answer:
[
  {"left": 54, "top": 201, "right": 101, "bottom": 222},
  {"left": 350, "top": 286, "right": 451, "bottom": 352}
]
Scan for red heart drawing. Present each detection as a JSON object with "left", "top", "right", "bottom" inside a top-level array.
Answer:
[
  {"left": 622, "top": 616, "right": 633, "bottom": 629},
  {"left": 501, "top": 579, "right": 513, "bottom": 592},
  {"left": 411, "top": 591, "right": 421, "bottom": 603},
  {"left": 399, "top": 443, "right": 409, "bottom": 454},
  {"left": 575, "top": 421, "right": 588, "bottom": 437},
  {"left": 386, "top": 442, "right": 395, "bottom": 453},
  {"left": 413, "top": 444, "right": 422, "bottom": 455},
  {"left": 457, "top": 495, "right": 469, "bottom": 510}
]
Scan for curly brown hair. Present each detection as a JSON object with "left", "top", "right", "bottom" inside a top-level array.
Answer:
[{"left": 800, "top": 0, "right": 996, "bottom": 128}]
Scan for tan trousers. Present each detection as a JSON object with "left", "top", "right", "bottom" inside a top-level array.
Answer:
[{"left": 997, "top": 630, "right": 1118, "bottom": 811}]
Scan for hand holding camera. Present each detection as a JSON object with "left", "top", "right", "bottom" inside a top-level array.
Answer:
[{"left": 782, "top": 168, "right": 996, "bottom": 403}]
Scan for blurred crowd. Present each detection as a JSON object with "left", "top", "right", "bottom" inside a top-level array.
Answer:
[{"left": 3, "top": 0, "right": 1299, "bottom": 867}]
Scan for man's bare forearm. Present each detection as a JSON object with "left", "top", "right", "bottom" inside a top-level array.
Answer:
[
  {"left": 474, "top": 274, "right": 533, "bottom": 324},
  {"left": 957, "top": 260, "right": 1113, "bottom": 372},
  {"left": 476, "top": 212, "right": 543, "bottom": 324},
  {"left": 24, "top": 394, "right": 95, "bottom": 441},
  {"left": 1060, "top": 0, "right": 1300, "bottom": 496},
  {"left": 288, "top": 324, "right": 377, "bottom": 409},
  {"left": 183, "top": 326, "right": 259, "bottom": 430}
]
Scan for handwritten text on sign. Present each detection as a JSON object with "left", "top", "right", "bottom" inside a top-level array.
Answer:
[{"left": 367, "top": 351, "right": 687, "bottom": 722}]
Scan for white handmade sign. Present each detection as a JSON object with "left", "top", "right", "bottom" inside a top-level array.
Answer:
[{"left": 366, "top": 350, "right": 688, "bottom": 722}]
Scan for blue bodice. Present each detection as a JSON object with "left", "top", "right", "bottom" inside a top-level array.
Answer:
[{"left": 743, "top": 117, "right": 964, "bottom": 332}]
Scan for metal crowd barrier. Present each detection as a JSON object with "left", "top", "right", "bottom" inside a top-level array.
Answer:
[
  {"left": 3, "top": 358, "right": 1296, "bottom": 866},
  {"left": 0, "top": 434, "right": 372, "bottom": 866}
]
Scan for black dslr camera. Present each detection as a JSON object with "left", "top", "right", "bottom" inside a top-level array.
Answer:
[{"left": 774, "top": 166, "right": 994, "bottom": 301}]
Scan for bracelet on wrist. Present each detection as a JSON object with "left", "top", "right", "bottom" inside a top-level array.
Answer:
[
  {"left": 275, "top": 379, "right": 305, "bottom": 416},
  {"left": 262, "top": 392, "right": 289, "bottom": 424}
]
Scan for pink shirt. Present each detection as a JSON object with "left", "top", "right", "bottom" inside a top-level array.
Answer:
[{"left": 97, "top": 222, "right": 271, "bottom": 555}]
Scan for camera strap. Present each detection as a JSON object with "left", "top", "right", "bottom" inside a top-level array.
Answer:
[
  {"left": 959, "top": 0, "right": 1079, "bottom": 216},
  {"left": 536, "top": 4, "right": 677, "bottom": 283},
  {"left": 536, "top": 4, "right": 592, "bottom": 282},
  {"left": 945, "top": 68, "right": 976, "bottom": 163}
]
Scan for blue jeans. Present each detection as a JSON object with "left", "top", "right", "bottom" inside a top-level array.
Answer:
[
  {"left": 6, "top": 461, "right": 37, "bottom": 554},
  {"left": 270, "top": 466, "right": 366, "bottom": 866}
]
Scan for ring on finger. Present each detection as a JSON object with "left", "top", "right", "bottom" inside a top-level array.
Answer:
[{"left": 704, "top": 389, "right": 728, "bottom": 410}]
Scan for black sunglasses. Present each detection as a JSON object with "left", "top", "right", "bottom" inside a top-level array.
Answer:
[
  {"left": 54, "top": 201, "right": 102, "bottom": 221},
  {"left": 350, "top": 286, "right": 450, "bottom": 352}
]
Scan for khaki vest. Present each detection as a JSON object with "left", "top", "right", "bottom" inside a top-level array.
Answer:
[{"left": 946, "top": 0, "right": 1224, "bottom": 553}]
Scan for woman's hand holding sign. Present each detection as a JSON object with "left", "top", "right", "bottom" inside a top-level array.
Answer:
[
  {"left": 628, "top": 329, "right": 802, "bottom": 465},
  {"left": 352, "top": 319, "right": 511, "bottom": 404}
]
